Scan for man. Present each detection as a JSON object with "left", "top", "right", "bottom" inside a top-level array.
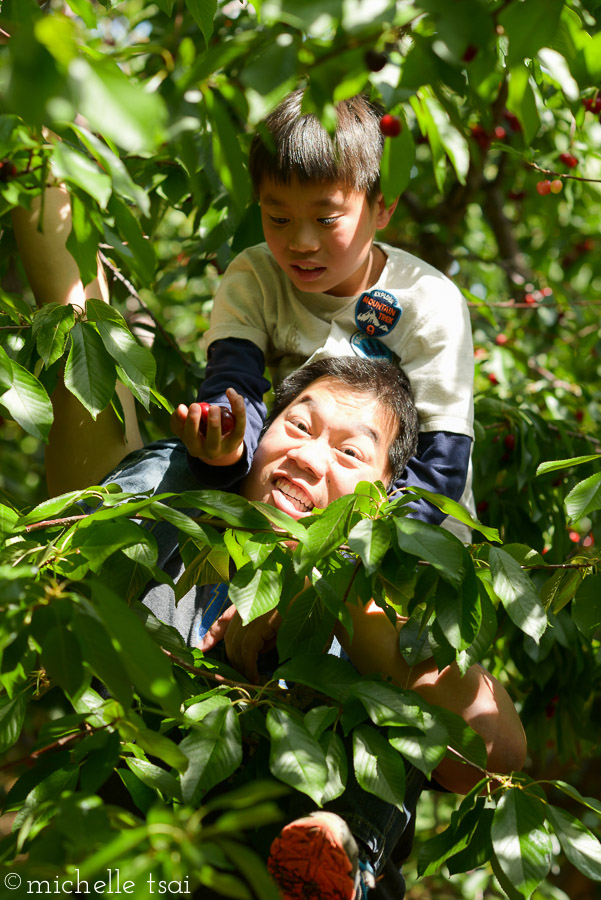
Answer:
[{"left": 135, "top": 356, "right": 526, "bottom": 900}]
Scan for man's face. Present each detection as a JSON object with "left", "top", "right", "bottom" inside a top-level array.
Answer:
[
  {"left": 241, "top": 376, "right": 395, "bottom": 519},
  {"left": 259, "top": 176, "right": 393, "bottom": 297}
]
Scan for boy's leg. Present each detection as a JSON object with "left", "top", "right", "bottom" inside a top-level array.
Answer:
[{"left": 12, "top": 186, "right": 143, "bottom": 495}]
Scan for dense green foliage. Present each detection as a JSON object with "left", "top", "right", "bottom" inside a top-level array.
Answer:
[{"left": 0, "top": 1, "right": 600, "bottom": 898}]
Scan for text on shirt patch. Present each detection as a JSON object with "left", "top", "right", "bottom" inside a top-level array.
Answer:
[{"left": 354, "top": 289, "right": 402, "bottom": 337}]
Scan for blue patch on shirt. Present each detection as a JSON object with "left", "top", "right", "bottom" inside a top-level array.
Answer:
[
  {"left": 355, "top": 289, "right": 402, "bottom": 338},
  {"left": 350, "top": 331, "right": 394, "bottom": 360},
  {"left": 197, "top": 582, "right": 231, "bottom": 640}
]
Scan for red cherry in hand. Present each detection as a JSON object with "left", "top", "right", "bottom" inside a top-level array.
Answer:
[
  {"left": 380, "top": 114, "right": 402, "bottom": 137},
  {"left": 198, "top": 402, "right": 236, "bottom": 436}
]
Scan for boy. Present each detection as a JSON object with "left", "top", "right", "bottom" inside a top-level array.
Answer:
[{"left": 173, "top": 89, "right": 475, "bottom": 539}]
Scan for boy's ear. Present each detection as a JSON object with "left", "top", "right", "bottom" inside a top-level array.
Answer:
[{"left": 375, "top": 193, "right": 399, "bottom": 228}]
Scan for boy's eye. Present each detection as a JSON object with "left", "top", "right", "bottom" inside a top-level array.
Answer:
[
  {"left": 269, "top": 216, "right": 289, "bottom": 225},
  {"left": 318, "top": 217, "right": 338, "bottom": 226}
]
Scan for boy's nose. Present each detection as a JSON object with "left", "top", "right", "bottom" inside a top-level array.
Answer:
[{"left": 288, "top": 222, "right": 320, "bottom": 253}]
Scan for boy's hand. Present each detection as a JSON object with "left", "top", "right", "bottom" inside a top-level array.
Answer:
[
  {"left": 198, "top": 606, "right": 281, "bottom": 685},
  {"left": 171, "top": 387, "right": 246, "bottom": 466}
]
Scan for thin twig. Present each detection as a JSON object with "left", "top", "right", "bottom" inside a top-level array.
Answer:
[
  {"left": 98, "top": 250, "right": 191, "bottom": 367},
  {"left": 161, "top": 647, "right": 280, "bottom": 693}
]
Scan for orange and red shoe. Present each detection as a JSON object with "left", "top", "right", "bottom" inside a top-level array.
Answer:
[{"left": 267, "top": 811, "right": 364, "bottom": 900}]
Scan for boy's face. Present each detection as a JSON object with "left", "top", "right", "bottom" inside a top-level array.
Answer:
[
  {"left": 259, "top": 176, "right": 396, "bottom": 297},
  {"left": 241, "top": 375, "right": 395, "bottom": 520}
]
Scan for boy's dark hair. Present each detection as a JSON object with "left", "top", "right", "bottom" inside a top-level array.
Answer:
[
  {"left": 249, "top": 89, "right": 385, "bottom": 204},
  {"left": 263, "top": 356, "right": 419, "bottom": 485}
]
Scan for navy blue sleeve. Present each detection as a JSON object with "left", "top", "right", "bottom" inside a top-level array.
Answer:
[
  {"left": 390, "top": 431, "right": 472, "bottom": 525},
  {"left": 187, "top": 337, "right": 270, "bottom": 489}
]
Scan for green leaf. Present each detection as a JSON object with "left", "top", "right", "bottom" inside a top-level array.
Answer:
[
  {"left": 0, "top": 346, "right": 54, "bottom": 442},
  {"left": 418, "top": 797, "right": 490, "bottom": 877},
  {"left": 178, "top": 490, "right": 268, "bottom": 530},
  {"left": 499, "top": 0, "right": 564, "bottom": 68},
  {"left": 506, "top": 64, "right": 540, "bottom": 145},
  {"left": 266, "top": 708, "right": 328, "bottom": 805},
  {"left": 548, "top": 781, "right": 601, "bottom": 817},
  {"left": 70, "top": 123, "right": 151, "bottom": 215},
  {"left": 347, "top": 518, "right": 391, "bottom": 577},
  {"left": 180, "top": 705, "right": 242, "bottom": 804},
  {"left": 489, "top": 547, "right": 547, "bottom": 643},
  {"left": 106, "top": 194, "right": 156, "bottom": 285},
  {"left": 546, "top": 804, "right": 601, "bottom": 881},
  {"left": 249, "top": 500, "right": 309, "bottom": 543},
  {"left": 72, "top": 608, "right": 133, "bottom": 708},
  {"left": 89, "top": 580, "right": 180, "bottom": 714},
  {"left": 220, "top": 840, "right": 282, "bottom": 900},
  {"left": 393, "top": 517, "right": 466, "bottom": 585},
  {"left": 63, "top": 322, "right": 116, "bottom": 419},
  {"left": 401, "top": 486, "right": 501, "bottom": 541},
  {"left": 380, "top": 117, "right": 415, "bottom": 205},
  {"left": 277, "top": 588, "right": 334, "bottom": 659},
  {"left": 185, "top": 0, "right": 218, "bottom": 45},
  {"left": 52, "top": 140, "right": 112, "bottom": 208},
  {"left": 68, "top": 56, "right": 166, "bottom": 153},
  {"left": 491, "top": 789, "right": 552, "bottom": 897},
  {"left": 536, "top": 453, "right": 601, "bottom": 476},
  {"left": 388, "top": 719, "right": 447, "bottom": 778},
  {"left": 203, "top": 87, "right": 250, "bottom": 213},
  {"left": 93, "top": 321, "right": 156, "bottom": 410},
  {"left": 319, "top": 730, "right": 347, "bottom": 804},
  {"left": 565, "top": 471, "right": 601, "bottom": 522},
  {"left": 32, "top": 303, "right": 75, "bottom": 367},
  {"left": 572, "top": 575, "right": 601, "bottom": 640},
  {"left": 434, "top": 571, "right": 481, "bottom": 652},
  {"left": 275, "top": 654, "right": 361, "bottom": 703},
  {"left": 296, "top": 495, "right": 357, "bottom": 572},
  {"left": 229, "top": 565, "right": 282, "bottom": 625},
  {"left": 351, "top": 680, "right": 426, "bottom": 729},
  {"left": 40, "top": 626, "right": 85, "bottom": 696},
  {"left": 0, "top": 690, "right": 28, "bottom": 754},
  {"left": 353, "top": 724, "right": 406, "bottom": 810},
  {"left": 67, "top": 190, "right": 104, "bottom": 286}
]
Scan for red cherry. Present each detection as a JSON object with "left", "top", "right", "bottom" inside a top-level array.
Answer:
[
  {"left": 380, "top": 114, "right": 402, "bottom": 138},
  {"left": 559, "top": 152, "right": 578, "bottom": 169},
  {"left": 198, "top": 403, "right": 236, "bottom": 436},
  {"left": 470, "top": 123, "right": 491, "bottom": 151},
  {"left": 476, "top": 500, "right": 489, "bottom": 514},
  {"left": 462, "top": 44, "right": 478, "bottom": 63},
  {"left": 524, "top": 293, "right": 536, "bottom": 304},
  {"left": 536, "top": 180, "right": 552, "bottom": 195},
  {"left": 568, "top": 530, "right": 580, "bottom": 543},
  {"left": 365, "top": 49, "right": 388, "bottom": 72},
  {"left": 495, "top": 333, "right": 509, "bottom": 346},
  {"left": 508, "top": 189, "right": 526, "bottom": 201},
  {"left": 503, "top": 110, "right": 522, "bottom": 132},
  {"left": 0, "top": 160, "right": 17, "bottom": 182},
  {"left": 504, "top": 434, "right": 516, "bottom": 452},
  {"left": 488, "top": 373, "right": 499, "bottom": 385},
  {"left": 575, "top": 409, "right": 584, "bottom": 422},
  {"left": 550, "top": 179, "right": 563, "bottom": 194},
  {"left": 493, "top": 125, "right": 507, "bottom": 140},
  {"left": 583, "top": 533, "right": 595, "bottom": 547}
]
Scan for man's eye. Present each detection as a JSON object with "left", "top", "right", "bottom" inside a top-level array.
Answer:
[
  {"left": 341, "top": 447, "right": 358, "bottom": 458},
  {"left": 293, "top": 420, "right": 310, "bottom": 433}
]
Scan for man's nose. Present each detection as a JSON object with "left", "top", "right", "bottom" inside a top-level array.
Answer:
[
  {"left": 288, "top": 221, "right": 320, "bottom": 253},
  {"left": 287, "top": 440, "right": 328, "bottom": 478}
]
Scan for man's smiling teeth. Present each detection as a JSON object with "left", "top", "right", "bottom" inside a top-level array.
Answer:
[{"left": 274, "top": 478, "right": 313, "bottom": 510}]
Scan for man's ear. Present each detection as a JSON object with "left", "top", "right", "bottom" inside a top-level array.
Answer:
[{"left": 375, "top": 193, "right": 399, "bottom": 229}]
